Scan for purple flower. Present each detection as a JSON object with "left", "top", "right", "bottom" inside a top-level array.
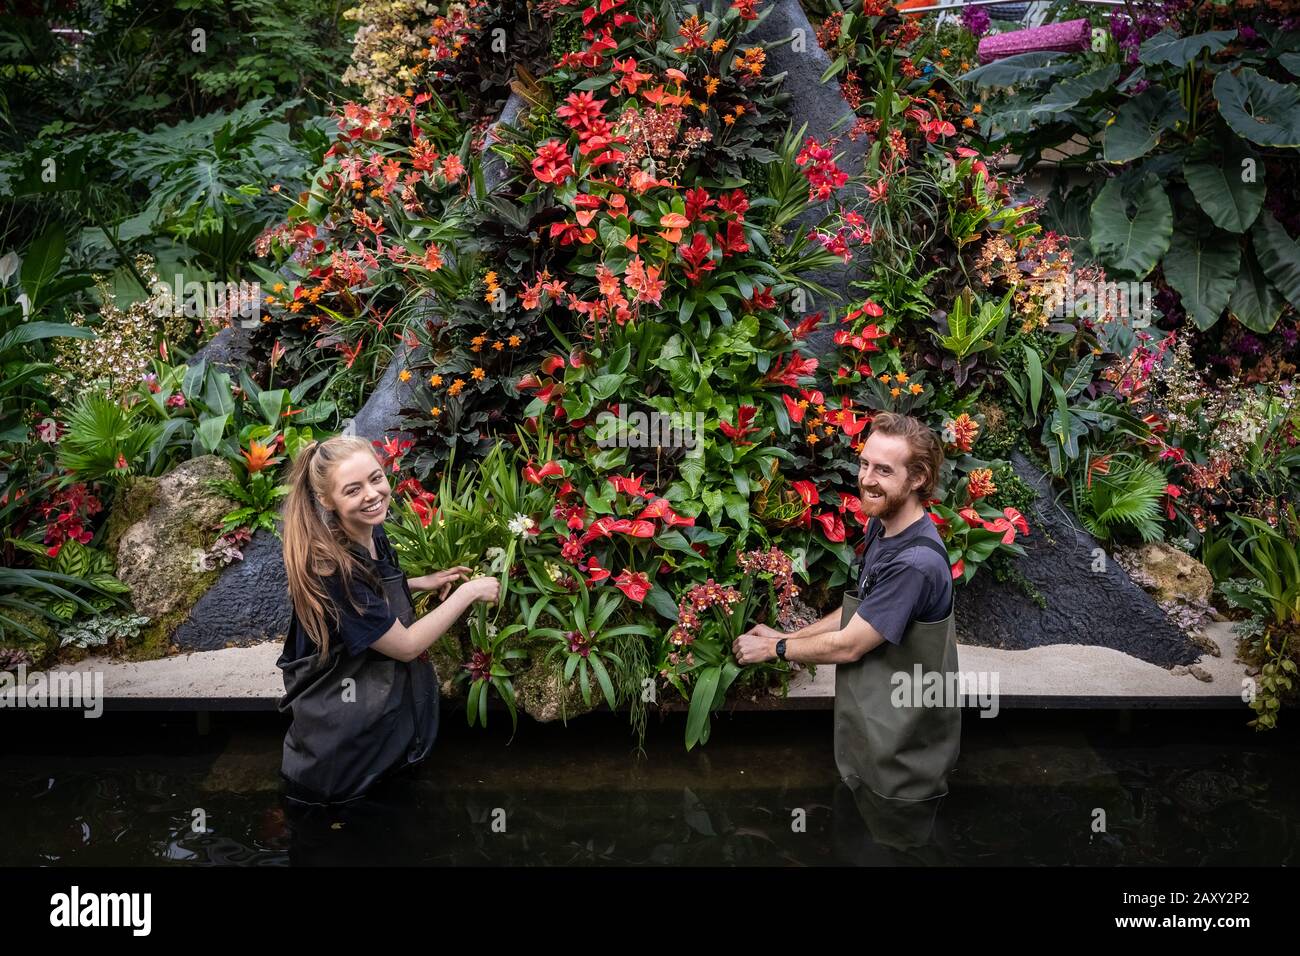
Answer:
[
  {"left": 1235, "top": 333, "right": 1263, "bottom": 357},
  {"left": 961, "top": 5, "right": 990, "bottom": 37}
]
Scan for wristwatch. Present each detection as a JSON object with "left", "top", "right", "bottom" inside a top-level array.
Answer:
[{"left": 775, "top": 638, "right": 788, "bottom": 662}]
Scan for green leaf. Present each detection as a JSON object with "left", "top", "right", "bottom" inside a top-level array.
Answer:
[
  {"left": 1089, "top": 175, "right": 1173, "bottom": 277},
  {"left": 1182, "top": 136, "right": 1265, "bottom": 234},
  {"left": 196, "top": 414, "right": 228, "bottom": 453},
  {"left": 685, "top": 664, "right": 722, "bottom": 751},
  {"left": 1103, "top": 88, "right": 1186, "bottom": 164},
  {"left": 1251, "top": 211, "right": 1300, "bottom": 311},
  {"left": 1214, "top": 68, "right": 1300, "bottom": 148},
  {"left": 1162, "top": 221, "right": 1241, "bottom": 331},
  {"left": 644, "top": 584, "right": 679, "bottom": 622},
  {"left": 958, "top": 52, "right": 1077, "bottom": 88},
  {"left": 19, "top": 226, "right": 66, "bottom": 312},
  {"left": 1229, "top": 246, "right": 1285, "bottom": 333},
  {"left": 1139, "top": 29, "right": 1237, "bottom": 68}
]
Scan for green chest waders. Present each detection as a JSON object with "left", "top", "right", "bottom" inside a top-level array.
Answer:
[
  {"left": 277, "top": 561, "right": 439, "bottom": 805},
  {"left": 833, "top": 526, "right": 962, "bottom": 802}
]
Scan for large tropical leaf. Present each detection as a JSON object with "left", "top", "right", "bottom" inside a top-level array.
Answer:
[
  {"left": 1229, "top": 245, "right": 1286, "bottom": 333},
  {"left": 1089, "top": 175, "right": 1173, "bottom": 277},
  {"left": 1163, "top": 221, "right": 1241, "bottom": 330},
  {"left": 1182, "top": 135, "right": 1265, "bottom": 233},
  {"left": 1251, "top": 211, "right": 1300, "bottom": 311},
  {"left": 1214, "top": 68, "right": 1300, "bottom": 148},
  {"left": 1139, "top": 29, "right": 1238, "bottom": 68},
  {"left": 1103, "top": 87, "right": 1187, "bottom": 164},
  {"left": 958, "top": 52, "right": 1079, "bottom": 88}
]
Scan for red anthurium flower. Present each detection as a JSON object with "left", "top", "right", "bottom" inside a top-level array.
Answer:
[
  {"left": 783, "top": 393, "right": 806, "bottom": 423},
  {"left": 541, "top": 355, "right": 566, "bottom": 375},
  {"left": 982, "top": 517, "right": 1018, "bottom": 545},
  {"left": 791, "top": 480, "right": 819, "bottom": 510},
  {"left": 813, "top": 511, "right": 846, "bottom": 542},
  {"left": 1003, "top": 507, "right": 1029, "bottom": 537},
  {"left": 523, "top": 459, "right": 565, "bottom": 484},
  {"left": 958, "top": 507, "right": 982, "bottom": 526},
  {"left": 609, "top": 518, "right": 656, "bottom": 538},
  {"left": 608, "top": 474, "right": 649, "bottom": 498},
  {"left": 585, "top": 557, "right": 611, "bottom": 584},
  {"left": 614, "top": 569, "right": 651, "bottom": 603},
  {"left": 638, "top": 497, "right": 671, "bottom": 520},
  {"left": 950, "top": 558, "right": 965, "bottom": 580}
]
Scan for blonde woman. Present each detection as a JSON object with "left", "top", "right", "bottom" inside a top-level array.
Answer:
[{"left": 277, "top": 435, "right": 498, "bottom": 804}]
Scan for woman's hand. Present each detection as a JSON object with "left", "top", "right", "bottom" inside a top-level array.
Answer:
[
  {"left": 414, "top": 566, "right": 472, "bottom": 600},
  {"left": 460, "top": 576, "right": 500, "bottom": 606}
]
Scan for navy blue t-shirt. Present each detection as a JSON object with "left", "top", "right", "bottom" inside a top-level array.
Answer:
[
  {"left": 287, "top": 523, "right": 401, "bottom": 660},
  {"left": 854, "top": 513, "right": 953, "bottom": 645}
]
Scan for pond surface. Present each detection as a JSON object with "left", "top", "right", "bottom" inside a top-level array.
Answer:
[{"left": 1, "top": 709, "right": 1296, "bottom": 866}]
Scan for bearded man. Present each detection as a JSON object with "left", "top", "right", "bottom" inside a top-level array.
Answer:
[{"left": 734, "top": 412, "right": 961, "bottom": 802}]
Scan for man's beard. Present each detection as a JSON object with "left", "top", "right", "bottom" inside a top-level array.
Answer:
[{"left": 859, "top": 484, "right": 911, "bottom": 522}]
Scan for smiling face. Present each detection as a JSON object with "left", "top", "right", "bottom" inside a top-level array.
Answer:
[
  {"left": 323, "top": 450, "right": 390, "bottom": 544},
  {"left": 857, "top": 430, "right": 922, "bottom": 521}
]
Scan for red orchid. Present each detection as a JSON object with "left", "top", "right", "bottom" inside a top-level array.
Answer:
[{"left": 614, "top": 569, "right": 651, "bottom": 604}]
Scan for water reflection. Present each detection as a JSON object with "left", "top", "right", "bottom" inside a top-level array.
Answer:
[{"left": 1, "top": 712, "right": 1297, "bottom": 866}]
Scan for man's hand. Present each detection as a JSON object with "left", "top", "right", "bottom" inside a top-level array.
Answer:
[
  {"left": 739, "top": 623, "right": 785, "bottom": 641},
  {"left": 413, "top": 566, "right": 472, "bottom": 600},
  {"left": 733, "top": 633, "right": 778, "bottom": 666}
]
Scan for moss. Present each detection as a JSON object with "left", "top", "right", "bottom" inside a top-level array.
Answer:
[
  {"left": 0, "top": 607, "right": 59, "bottom": 667},
  {"left": 125, "top": 565, "right": 220, "bottom": 661},
  {"left": 101, "top": 475, "right": 160, "bottom": 557}
]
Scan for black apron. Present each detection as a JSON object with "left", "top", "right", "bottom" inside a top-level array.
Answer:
[
  {"left": 277, "top": 550, "right": 439, "bottom": 805},
  {"left": 834, "top": 518, "right": 962, "bottom": 803}
]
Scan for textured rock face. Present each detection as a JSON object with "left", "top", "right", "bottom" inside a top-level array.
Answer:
[
  {"left": 955, "top": 452, "right": 1202, "bottom": 668},
  {"left": 111, "top": 456, "right": 240, "bottom": 655},
  {"left": 172, "top": 527, "right": 290, "bottom": 651},
  {"left": 1116, "top": 542, "right": 1215, "bottom": 606},
  {"left": 514, "top": 657, "right": 602, "bottom": 723}
]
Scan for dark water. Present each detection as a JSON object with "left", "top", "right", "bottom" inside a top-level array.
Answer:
[{"left": 1, "top": 709, "right": 1296, "bottom": 866}]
